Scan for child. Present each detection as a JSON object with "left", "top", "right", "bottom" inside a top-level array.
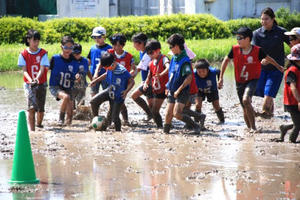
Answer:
[
  {"left": 285, "top": 27, "right": 300, "bottom": 47},
  {"left": 273, "top": 44, "right": 300, "bottom": 143},
  {"left": 90, "top": 52, "right": 135, "bottom": 131},
  {"left": 72, "top": 43, "right": 92, "bottom": 108},
  {"left": 18, "top": 29, "right": 49, "bottom": 131},
  {"left": 218, "top": 27, "right": 284, "bottom": 133},
  {"left": 108, "top": 33, "right": 136, "bottom": 125},
  {"left": 88, "top": 26, "right": 112, "bottom": 97},
  {"left": 143, "top": 39, "right": 169, "bottom": 128},
  {"left": 131, "top": 33, "right": 153, "bottom": 122},
  {"left": 49, "top": 36, "right": 78, "bottom": 126},
  {"left": 164, "top": 33, "right": 201, "bottom": 134},
  {"left": 194, "top": 59, "right": 224, "bottom": 124}
]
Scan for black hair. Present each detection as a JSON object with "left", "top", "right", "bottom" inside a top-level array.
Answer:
[
  {"left": 195, "top": 59, "right": 210, "bottom": 70},
  {"left": 145, "top": 39, "right": 161, "bottom": 54},
  {"left": 109, "top": 33, "right": 127, "bottom": 46},
  {"left": 167, "top": 33, "right": 185, "bottom": 50},
  {"left": 131, "top": 33, "right": 148, "bottom": 45},
  {"left": 73, "top": 43, "right": 82, "bottom": 54},
  {"left": 261, "top": 7, "right": 278, "bottom": 25},
  {"left": 101, "top": 52, "right": 115, "bottom": 67},
  {"left": 61, "top": 35, "right": 74, "bottom": 46},
  {"left": 24, "top": 29, "right": 41, "bottom": 46}
]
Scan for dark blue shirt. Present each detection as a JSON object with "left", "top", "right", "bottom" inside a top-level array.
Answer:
[{"left": 252, "top": 25, "right": 289, "bottom": 71}]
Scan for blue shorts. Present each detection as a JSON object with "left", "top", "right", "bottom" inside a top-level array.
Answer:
[{"left": 255, "top": 69, "right": 283, "bottom": 98}]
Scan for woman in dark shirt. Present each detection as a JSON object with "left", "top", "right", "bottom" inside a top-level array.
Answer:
[{"left": 252, "top": 7, "right": 291, "bottom": 118}]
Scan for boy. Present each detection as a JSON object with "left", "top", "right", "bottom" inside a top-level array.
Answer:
[
  {"left": 18, "top": 29, "right": 49, "bottom": 131},
  {"left": 131, "top": 33, "right": 153, "bottom": 122},
  {"left": 194, "top": 59, "right": 224, "bottom": 124},
  {"left": 72, "top": 43, "right": 92, "bottom": 108},
  {"left": 272, "top": 44, "right": 300, "bottom": 143},
  {"left": 218, "top": 27, "right": 284, "bottom": 132},
  {"left": 143, "top": 39, "right": 169, "bottom": 128},
  {"left": 90, "top": 52, "right": 134, "bottom": 131},
  {"left": 108, "top": 33, "right": 136, "bottom": 125},
  {"left": 49, "top": 36, "right": 78, "bottom": 126},
  {"left": 88, "top": 26, "right": 112, "bottom": 97},
  {"left": 164, "top": 33, "right": 201, "bottom": 134}
]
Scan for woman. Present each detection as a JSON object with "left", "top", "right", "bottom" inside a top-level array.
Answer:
[{"left": 252, "top": 7, "right": 291, "bottom": 118}]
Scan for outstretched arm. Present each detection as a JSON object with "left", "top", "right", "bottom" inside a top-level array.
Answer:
[{"left": 218, "top": 56, "right": 230, "bottom": 89}]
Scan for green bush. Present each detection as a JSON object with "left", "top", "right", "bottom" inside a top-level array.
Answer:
[{"left": 225, "top": 18, "right": 261, "bottom": 33}]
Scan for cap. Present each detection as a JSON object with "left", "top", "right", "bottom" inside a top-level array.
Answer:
[
  {"left": 91, "top": 26, "right": 106, "bottom": 37},
  {"left": 234, "top": 27, "right": 253, "bottom": 39},
  {"left": 287, "top": 43, "right": 300, "bottom": 61},
  {"left": 73, "top": 43, "right": 82, "bottom": 54},
  {"left": 284, "top": 27, "right": 300, "bottom": 38}
]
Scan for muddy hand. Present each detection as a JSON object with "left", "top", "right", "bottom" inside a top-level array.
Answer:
[{"left": 218, "top": 79, "right": 223, "bottom": 89}]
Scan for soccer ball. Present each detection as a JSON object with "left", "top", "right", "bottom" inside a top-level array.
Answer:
[{"left": 91, "top": 116, "right": 104, "bottom": 130}]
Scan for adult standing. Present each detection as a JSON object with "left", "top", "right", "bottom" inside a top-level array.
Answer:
[{"left": 252, "top": 7, "right": 291, "bottom": 118}]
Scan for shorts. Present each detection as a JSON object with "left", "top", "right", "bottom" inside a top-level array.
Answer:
[
  {"left": 197, "top": 90, "right": 219, "bottom": 103},
  {"left": 50, "top": 86, "right": 73, "bottom": 101},
  {"left": 138, "top": 84, "right": 154, "bottom": 99},
  {"left": 236, "top": 79, "right": 258, "bottom": 106},
  {"left": 255, "top": 69, "right": 283, "bottom": 98},
  {"left": 91, "top": 80, "right": 108, "bottom": 95},
  {"left": 24, "top": 82, "right": 47, "bottom": 112},
  {"left": 153, "top": 92, "right": 167, "bottom": 99},
  {"left": 167, "top": 89, "right": 189, "bottom": 104}
]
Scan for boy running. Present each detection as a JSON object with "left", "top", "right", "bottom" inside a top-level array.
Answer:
[
  {"left": 143, "top": 39, "right": 169, "bottom": 128},
  {"left": 131, "top": 33, "right": 153, "bottom": 121},
  {"left": 108, "top": 33, "right": 135, "bottom": 125},
  {"left": 164, "top": 33, "right": 201, "bottom": 134},
  {"left": 218, "top": 27, "right": 284, "bottom": 132},
  {"left": 90, "top": 52, "right": 134, "bottom": 131},
  {"left": 194, "top": 59, "right": 224, "bottom": 124},
  {"left": 18, "top": 29, "right": 49, "bottom": 131},
  {"left": 49, "top": 36, "right": 78, "bottom": 126},
  {"left": 72, "top": 43, "right": 92, "bottom": 108},
  {"left": 88, "top": 26, "right": 112, "bottom": 97}
]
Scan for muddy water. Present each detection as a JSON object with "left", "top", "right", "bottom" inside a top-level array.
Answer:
[{"left": 0, "top": 70, "right": 299, "bottom": 200}]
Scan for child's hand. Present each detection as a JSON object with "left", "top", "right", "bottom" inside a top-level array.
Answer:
[
  {"left": 143, "top": 82, "right": 149, "bottom": 91},
  {"left": 121, "top": 91, "right": 128, "bottom": 99},
  {"left": 218, "top": 79, "right": 223, "bottom": 89},
  {"left": 174, "top": 90, "right": 180, "bottom": 98},
  {"left": 89, "top": 80, "right": 96, "bottom": 87}
]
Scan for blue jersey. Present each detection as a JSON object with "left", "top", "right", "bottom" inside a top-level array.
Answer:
[
  {"left": 194, "top": 67, "right": 219, "bottom": 93},
  {"left": 106, "top": 64, "right": 131, "bottom": 103},
  {"left": 139, "top": 51, "right": 149, "bottom": 81},
  {"left": 88, "top": 44, "right": 112, "bottom": 76},
  {"left": 74, "top": 57, "right": 89, "bottom": 88},
  {"left": 49, "top": 54, "right": 78, "bottom": 89},
  {"left": 167, "top": 55, "right": 191, "bottom": 92}
]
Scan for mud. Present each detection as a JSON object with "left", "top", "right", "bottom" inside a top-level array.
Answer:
[{"left": 0, "top": 71, "right": 299, "bottom": 199}]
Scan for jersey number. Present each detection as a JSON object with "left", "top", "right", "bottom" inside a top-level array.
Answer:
[
  {"left": 59, "top": 72, "right": 71, "bottom": 88},
  {"left": 240, "top": 65, "right": 249, "bottom": 81},
  {"left": 31, "top": 65, "right": 39, "bottom": 78}
]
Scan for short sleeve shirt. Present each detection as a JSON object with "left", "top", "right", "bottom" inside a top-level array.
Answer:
[{"left": 227, "top": 46, "right": 266, "bottom": 61}]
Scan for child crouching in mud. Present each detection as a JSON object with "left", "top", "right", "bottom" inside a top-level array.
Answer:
[
  {"left": 272, "top": 44, "right": 300, "bottom": 143},
  {"left": 90, "top": 52, "right": 135, "bottom": 131}
]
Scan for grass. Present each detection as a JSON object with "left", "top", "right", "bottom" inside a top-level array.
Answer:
[{"left": 0, "top": 38, "right": 291, "bottom": 72}]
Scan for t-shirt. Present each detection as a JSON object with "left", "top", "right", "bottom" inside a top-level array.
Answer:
[
  {"left": 87, "top": 43, "right": 112, "bottom": 76},
  {"left": 227, "top": 46, "right": 266, "bottom": 60}
]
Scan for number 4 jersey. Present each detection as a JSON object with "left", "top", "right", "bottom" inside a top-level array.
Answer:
[
  {"left": 18, "top": 48, "right": 49, "bottom": 84},
  {"left": 49, "top": 54, "right": 78, "bottom": 89},
  {"left": 231, "top": 45, "right": 266, "bottom": 83}
]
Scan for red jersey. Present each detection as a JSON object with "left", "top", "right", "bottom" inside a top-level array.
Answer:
[
  {"left": 108, "top": 49, "right": 133, "bottom": 72},
  {"left": 149, "top": 55, "right": 169, "bottom": 94},
  {"left": 284, "top": 66, "right": 300, "bottom": 106},
  {"left": 232, "top": 45, "right": 261, "bottom": 83},
  {"left": 190, "top": 68, "right": 198, "bottom": 94},
  {"left": 21, "top": 48, "right": 48, "bottom": 84}
]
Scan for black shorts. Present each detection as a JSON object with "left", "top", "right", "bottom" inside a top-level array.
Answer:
[
  {"left": 153, "top": 92, "right": 167, "bottom": 99},
  {"left": 167, "top": 90, "right": 189, "bottom": 104},
  {"left": 236, "top": 79, "right": 258, "bottom": 106},
  {"left": 198, "top": 90, "right": 219, "bottom": 102},
  {"left": 138, "top": 84, "right": 154, "bottom": 99}
]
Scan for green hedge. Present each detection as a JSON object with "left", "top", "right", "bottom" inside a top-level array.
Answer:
[{"left": 0, "top": 8, "right": 299, "bottom": 44}]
